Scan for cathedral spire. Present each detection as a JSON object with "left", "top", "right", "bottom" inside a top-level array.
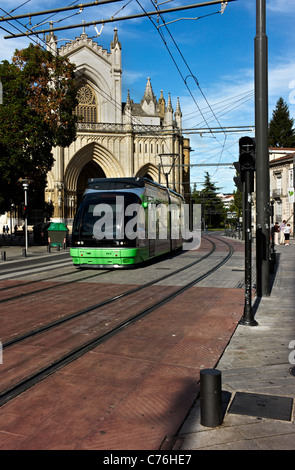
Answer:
[
  {"left": 158, "top": 90, "right": 165, "bottom": 120},
  {"left": 175, "top": 97, "right": 182, "bottom": 116},
  {"left": 141, "top": 77, "right": 157, "bottom": 115},
  {"left": 142, "top": 77, "right": 156, "bottom": 105},
  {"left": 123, "top": 90, "right": 132, "bottom": 125},
  {"left": 46, "top": 22, "right": 57, "bottom": 56},
  {"left": 175, "top": 97, "right": 182, "bottom": 128},
  {"left": 126, "top": 90, "right": 131, "bottom": 108},
  {"left": 167, "top": 93, "right": 173, "bottom": 112},
  {"left": 111, "top": 28, "right": 121, "bottom": 49}
]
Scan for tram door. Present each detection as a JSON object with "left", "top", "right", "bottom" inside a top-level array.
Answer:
[{"left": 149, "top": 239, "right": 155, "bottom": 257}]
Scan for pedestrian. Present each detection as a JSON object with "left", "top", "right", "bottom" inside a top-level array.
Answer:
[
  {"left": 284, "top": 224, "right": 291, "bottom": 246},
  {"left": 5, "top": 225, "right": 9, "bottom": 234},
  {"left": 273, "top": 222, "right": 280, "bottom": 245},
  {"left": 280, "top": 220, "right": 286, "bottom": 244}
]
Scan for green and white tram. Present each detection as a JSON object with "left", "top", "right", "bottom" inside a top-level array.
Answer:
[{"left": 70, "top": 177, "right": 184, "bottom": 268}]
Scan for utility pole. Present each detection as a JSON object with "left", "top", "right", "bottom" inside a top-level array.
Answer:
[
  {"left": 293, "top": 156, "right": 295, "bottom": 241},
  {"left": 255, "top": 0, "right": 270, "bottom": 297}
]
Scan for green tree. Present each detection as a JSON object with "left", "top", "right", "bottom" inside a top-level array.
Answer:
[
  {"left": 268, "top": 97, "right": 295, "bottom": 148},
  {"left": 0, "top": 44, "right": 78, "bottom": 212},
  {"left": 229, "top": 189, "right": 242, "bottom": 218},
  {"left": 230, "top": 168, "right": 242, "bottom": 218},
  {"left": 191, "top": 172, "right": 225, "bottom": 228}
]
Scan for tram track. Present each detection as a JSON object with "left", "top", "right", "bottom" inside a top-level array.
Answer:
[
  {"left": 0, "top": 243, "right": 207, "bottom": 302},
  {"left": 0, "top": 268, "right": 112, "bottom": 302},
  {"left": 0, "top": 235, "right": 235, "bottom": 408},
  {"left": 2, "top": 236, "right": 217, "bottom": 347}
]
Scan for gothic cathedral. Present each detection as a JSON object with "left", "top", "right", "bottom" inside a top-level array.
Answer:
[{"left": 45, "top": 28, "right": 190, "bottom": 223}]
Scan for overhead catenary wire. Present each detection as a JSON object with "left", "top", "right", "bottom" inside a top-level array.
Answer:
[
  {"left": 182, "top": 90, "right": 255, "bottom": 125},
  {"left": 138, "top": 0, "right": 230, "bottom": 172},
  {"left": 0, "top": 4, "right": 178, "bottom": 162},
  {"left": 8, "top": 0, "right": 32, "bottom": 15},
  {"left": 2, "top": 0, "right": 238, "bottom": 38},
  {"left": 0, "top": 0, "right": 247, "bottom": 184},
  {"left": 1, "top": 0, "right": 244, "bottom": 145},
  {"left": 0, "top": 6, "right": 249, "bottom": 175},
  {"left": 0, "top": 0, "right": 123, "bottom": 22},
  {"left": 1, "top": 5, "right": 251, "bottom": 148}
]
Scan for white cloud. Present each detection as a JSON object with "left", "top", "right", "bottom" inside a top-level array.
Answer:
[
  {"left": 268, "top": 62, "right": 295, "bottom": 109},
  {"left": 267, "top": 0, "right": 295, "bottom": 14},
  {"left": 0, "top": 34, "right": 31, "bottom": 61}
]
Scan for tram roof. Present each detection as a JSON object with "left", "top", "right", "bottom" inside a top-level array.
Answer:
[{"left": 86, "top": 177, "right": 183, "bottom": 199}]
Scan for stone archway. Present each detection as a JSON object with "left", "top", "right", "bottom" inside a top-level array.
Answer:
[
  {"left": 136, "top": 163, "right": 158, "bottom": 182},
  {"left": 77, "top": 160, "right": 105, "bottom": 204},
  {"left": 64, "top": 141, "right": 124, "bottom": 219}
]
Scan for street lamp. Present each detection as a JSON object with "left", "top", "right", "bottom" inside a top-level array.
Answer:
[
  {"left": 18, "top": 178, "right": 33, "bottom": 255},
  {"left": 157, "top": 153, "right": 179, "bottom": 189}
]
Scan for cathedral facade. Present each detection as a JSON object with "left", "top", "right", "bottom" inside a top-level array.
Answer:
[{"left": 46, "top": 28, "right": 190, "bottom": 223}]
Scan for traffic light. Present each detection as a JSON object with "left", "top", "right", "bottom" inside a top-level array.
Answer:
[
  {"left": 22, "top": 204, "right": 28, "bottom": 220},
  {"left": 239, "top": 136, "right": 256, "bottom": 172}
]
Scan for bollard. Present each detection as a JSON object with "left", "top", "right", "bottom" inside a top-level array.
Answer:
[
  {"left": 0, "top": 251, "right": 6, "bottom": 261},
  {"left": 200, "top": 369, "right": 222, "bottom": 427}
]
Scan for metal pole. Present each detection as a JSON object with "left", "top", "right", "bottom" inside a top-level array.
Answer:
[
  {"left": 240, "top": 171, "right": 258, "bottom": 326},
  {"left": 293, "top": 156, "right": 295, "bottom": 242},
  {"left": 255, "top": 0, "right": 270, "bottom": 297},
  {"left": 24, "top": 183, "right": 28, "bottom": 255}
]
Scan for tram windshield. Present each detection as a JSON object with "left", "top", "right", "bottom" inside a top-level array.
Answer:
[{"left": 72, "top": 192, "right": 141, "bottom": 243}]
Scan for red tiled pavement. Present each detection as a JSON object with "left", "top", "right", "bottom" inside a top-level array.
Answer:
[
  {"left": 0, "top": 285, "right": 244, "bottom": 450},
  {"left": 0, "top": 282, "right": 133, "bottom": 343}
]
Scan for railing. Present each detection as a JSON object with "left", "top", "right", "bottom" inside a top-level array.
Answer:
[
  {"left": 224, "top": 226, "right": 243, "bottom": 240},
  {"left": 77, "top": 122, "right": 125, "bottom": 132},
  {"left": 77, "top": 122, "right": 176, "bottom": 134}
]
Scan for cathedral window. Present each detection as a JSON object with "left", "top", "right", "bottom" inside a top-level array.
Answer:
[{"left": 75, "top": 84, "right": 98, "bottom": 123}]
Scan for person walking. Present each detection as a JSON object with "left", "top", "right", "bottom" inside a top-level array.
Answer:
[
  {"left": 280, "top": 220, "right": 286, "bottom": 244},
  {"left": 273, "top": 222, "right": 280, "bottom": 245},
  {"left": 284, "top": 223, "right": 291, "bottom": 246}
]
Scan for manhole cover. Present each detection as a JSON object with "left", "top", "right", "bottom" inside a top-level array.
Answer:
[{"left": 228, "top": 392, "right": 293, "bottom": 421}]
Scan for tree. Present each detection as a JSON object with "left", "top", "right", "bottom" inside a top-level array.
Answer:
[
  {"left": 0, "top": 44, "right": 78, "bottom": 212},
  {"left": 268, "top": 97, "right": 295, "bottom": 148},
  {"left": 191, "top": 172, "right": 225, "bottom": 228},
  {"left": 229, "top": 189, "right": 242, "bottom": 218}
]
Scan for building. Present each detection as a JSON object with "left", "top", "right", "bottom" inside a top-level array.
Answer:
[
  {"left": 250, "top": 147, "right": 294, "bottom": 233},
  {"left": 45, "top": 28, "right": 191, "bottom": 224},
  {"left": 269, "top": 148, "right": 294, "bottom": 227},
  {"left": 217, "top": 193, "right": 234, "bottom": 209}
]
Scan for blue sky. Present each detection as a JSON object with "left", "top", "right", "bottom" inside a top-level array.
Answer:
[{"left": 1, "top": 0, "right": 295, "bottom": 193}]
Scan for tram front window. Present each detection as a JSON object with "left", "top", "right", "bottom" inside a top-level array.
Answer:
[{"left": 72, "top": 192, "right": 141, "bottom": 245}]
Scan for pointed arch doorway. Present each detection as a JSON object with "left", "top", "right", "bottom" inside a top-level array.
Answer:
[{"left": 77, "top": 161, "right": 106, "bottom": 204}]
